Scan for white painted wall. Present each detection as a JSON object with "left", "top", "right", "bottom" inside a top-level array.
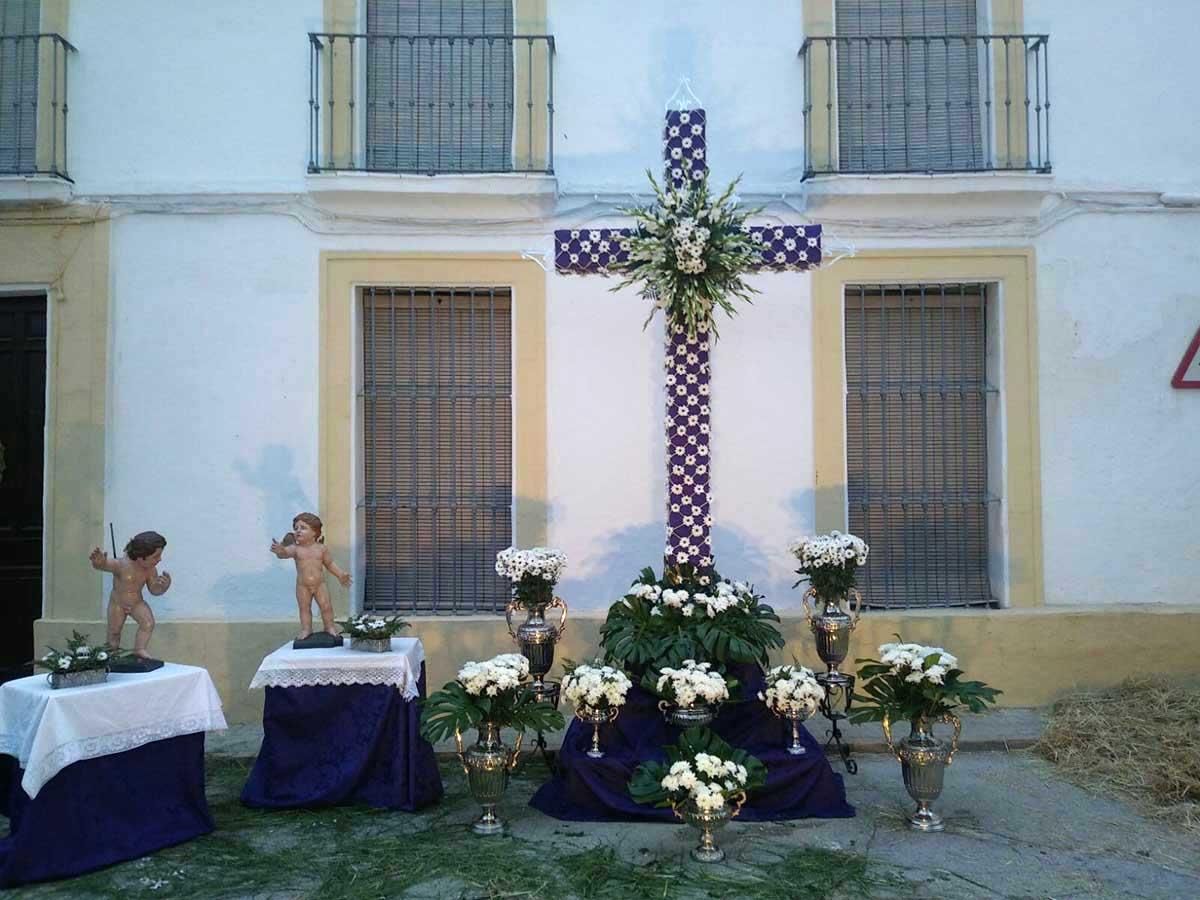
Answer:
[
  {"left": 1035, "top": 211, "right": 1200, "bottom": 605},
  {"left": 67, "top": 1, "right": 1200, "bottom": 618}
]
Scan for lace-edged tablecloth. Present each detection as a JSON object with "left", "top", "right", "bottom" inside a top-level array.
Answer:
[
  {"left": 0, "top": 663, "right": 227, "bottom": 799},
  {"left": 248, "top": 638, "right": 425, "bottom": 699}
]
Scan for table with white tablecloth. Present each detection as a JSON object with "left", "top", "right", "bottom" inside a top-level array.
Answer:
[
  {"left": 241, "top": 637, "right": 442, "bottom": 811},
  {"left": 0, "top": 663, "right": 227, "bottom": 887}
]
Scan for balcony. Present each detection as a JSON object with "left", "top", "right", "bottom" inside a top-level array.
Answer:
[
  {"left": 307, "top": 32, "right": 554, "bottom": 178},
  {"left": 799, "top": 34, "right": 1050, "bottom": 179},
  {"left": 0, "top": 33, "right": 74, "bottom": 185}
]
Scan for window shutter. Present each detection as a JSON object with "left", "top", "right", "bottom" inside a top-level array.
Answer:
[
  {"left": 361, "top": 287, "right": 513, "bottom": 614},
  {"left": 366, "top": 0, "right": 514, "bottom": 172},
  {"left": 844, "top": 284, "right": 994, "bottom": 608},
  {"left": 0, "top": 0, "right": 39, "bottom": 174},
  {"left": 835, "top": 0, "right": 982, "bottom": 172}
]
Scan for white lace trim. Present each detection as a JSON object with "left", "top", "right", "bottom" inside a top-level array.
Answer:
[
  {"left": 249, "top": 667, "right": 418, "bottom": 699},
  {"left": 2, "top": 706, "right": 228, "bottom": 799}
]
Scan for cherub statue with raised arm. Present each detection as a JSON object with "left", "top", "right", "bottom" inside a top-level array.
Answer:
[
  {"left": 271, "top": 512, "right": 352, "bottom": 648},
  {"left": 89, "top": 530, "right": 170, "bottom": 671}
]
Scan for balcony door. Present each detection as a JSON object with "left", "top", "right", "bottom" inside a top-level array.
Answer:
[
  {"left": 0, "top": 0, "right": 39, "bottom": 174},
  {"left": 835, "top": 0, "right": 983, "bottom": 173},
  {"left": 366, "top": 0, "right": 514, "bottom": 173}
]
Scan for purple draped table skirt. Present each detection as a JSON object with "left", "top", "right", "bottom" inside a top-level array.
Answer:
[
  {"left": 241, "top": 664, "right": 443, "bottom": 811},
  {"left": 529, "top": 665, "right": 855, "bottom": 822},
  {"left": 0, "top": 732, "right": 214, "bottom": 887}
]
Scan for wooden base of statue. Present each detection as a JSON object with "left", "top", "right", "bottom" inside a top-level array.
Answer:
[
  {"left": 292, "top": 632, "right": 343, "bottom": 650},
  {"left": 109, "top": 656, "right": 165, "bottom": 673}
]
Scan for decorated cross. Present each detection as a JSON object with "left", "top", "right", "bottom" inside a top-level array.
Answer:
[{"left": 555, "top": 106, "right": 822, "bottom": 570}]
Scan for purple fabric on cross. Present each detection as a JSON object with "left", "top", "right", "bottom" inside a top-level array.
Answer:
[
  {"left": 664, "top": 108, "right": 708, "bottom": 189},
  {"left": 665, "top": 324, "right": 712, "bottom": 569}
]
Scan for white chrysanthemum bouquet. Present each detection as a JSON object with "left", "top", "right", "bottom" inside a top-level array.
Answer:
[
  {"left": 420, "top": 651, "right": 564, "bottom": 744},
  {"left": 852, "top": 638, "right": 1001, "bottom": 726},
  {"left": 654, "top": 659, "right": 732, "bottom": 708},
  {"left": 789, "top": 530, "right": 869, "bottom": 599},
  {"left": 337, "top": 613, "right": 409, "bottom": 640},
  {"left": 629, "top": 730, "right": 767, "bottom": 815},
  {"left": 495, "top": 546, "right": 567, "bottom": 609},
  {"left": 759, "top": 664, "right": 824, "bottom": 719},
  {"left": 628, "top": 577, "right": 756, "bottom": 620},
  {"left": 562, "top": 662, "right": 633, "bottom": 711}
]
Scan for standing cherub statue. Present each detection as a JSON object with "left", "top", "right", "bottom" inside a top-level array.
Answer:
[
  {"left": 89, "top": 530, "right": 170, "bottom": 671},
  {"left": 271, "top": 512, "right": 352, "bottom": 647}
]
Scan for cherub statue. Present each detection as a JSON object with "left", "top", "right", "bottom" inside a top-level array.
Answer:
[
  {"left": 271, "top": 512, "right": 352, "bottom": 642},
  {"left": 89, "top": 531, "right": 170, "bottom": 664}
]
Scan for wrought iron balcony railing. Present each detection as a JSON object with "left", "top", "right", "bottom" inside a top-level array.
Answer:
[
  {"left": 307, "top": 32, "right": 554, "bottom": 176},
  {"left": 799, "top": 34, "right": 1050, "bottom": 179},
  {"left": 0, "top": 33, "right": 74, "bottom": 180}
]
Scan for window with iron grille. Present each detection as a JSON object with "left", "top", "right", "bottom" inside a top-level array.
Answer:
[
  {"left": 835, "top": 0, "right": 983, "bottom": 172},
  {"left": 844, "top": 284, "right": 998, "bottom": 608},
  {"left": 0, "top": 0, "right": 39, "bottom": 174},
  {"left": 361, "top": 286, "right": 513, "bottom": 614},
  {"left": 366, "top": 0, "right": 514, "bottom": 173}
]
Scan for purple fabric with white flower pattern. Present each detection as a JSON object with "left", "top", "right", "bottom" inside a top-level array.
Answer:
[
  {"left": 552, "top": 109, "right": 822, "bottom": 569},
  {"left": 665, "top": 323, "right": 713, "bottom": 568},
  {"left": 664, "top": 108, "right": 708, "bottom": 190}
]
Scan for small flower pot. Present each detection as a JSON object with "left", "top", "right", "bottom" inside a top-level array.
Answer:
[
  {"left": 349, "top": 637, "right": 392, "bottom": 653},
  {"left": 49, "top": 668, "right": 108, "bottom": 689}
]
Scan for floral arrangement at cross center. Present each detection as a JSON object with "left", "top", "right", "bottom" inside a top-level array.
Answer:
[
  {"left": 420, "top": 652, "right": 564, "bottom": 744},
  {"left": 495, "top": 546, "right": 567, "bottom": 610},
  {"left": 613, "top": 171, "right": 762, "bottom": 339},
  {"left": 789, "top": 530, "right": 869, "bottom": 600},
  {"left": 35, "top": 631, "right": 110, "bottom": 674},
  {"left": 337, "top": 614, "right": 409, "bottom": 640}
]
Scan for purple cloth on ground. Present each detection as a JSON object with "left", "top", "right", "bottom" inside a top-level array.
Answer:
[
  {"left": 530, "top": 665, "right": 855, "bottom": 822},
  {"left": 240, "top": 665, "right": 442, "bottom": 811},
  {"left": 0, "top": 732, "right": 213, "bottom": 887}
]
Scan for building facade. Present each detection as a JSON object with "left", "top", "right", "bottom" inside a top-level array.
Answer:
[{"left": 2, "top": 0, "right": 1199, "bottom": 722}]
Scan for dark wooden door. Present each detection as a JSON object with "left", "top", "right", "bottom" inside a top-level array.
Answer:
[{"left": 0, "top": 294, "right": 46, "bottom": 677}]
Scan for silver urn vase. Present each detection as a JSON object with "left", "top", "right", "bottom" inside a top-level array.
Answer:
[
  {"left": 769, "top": 707, "right": 814, "bottom": 756},
  {"left": 883, "top": 713, "right": 961, "bottom": 832},
  {"left": 658, "top": 700, "right": 716, "bottom": 729},
  {"left": 349, "top": 637, "right": 391, "bottom": 653},
  {"left": 49, "top": 668, "right": 108, "bottom": 689},
  {"left": 802, "top": 587, "right": 862, "bottom": 676},
  {"left": 673, "top": 791, "right": 745, "bottom": 863},
  {"left": 506, "top": 592, "right": 568, "bottom": 703},
  {"left": 455, "top": 723, "right": 524, "bottom": 835},
  {"left": 575, "top": 705, "right": 619, "bottom": 759}
]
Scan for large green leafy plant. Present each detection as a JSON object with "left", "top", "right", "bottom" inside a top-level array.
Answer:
[
  {"left": 420, "top": 653, "right": 564, "bottom": 744},
  {"left": 599, "top": 565, "right": 783, "bottom": 674},
  {"left": 851, "top": 639, "right": 1001, "bottom": 724}
]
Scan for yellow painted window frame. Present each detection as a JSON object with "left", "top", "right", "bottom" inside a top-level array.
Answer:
[
  {"left": 811, "top": 249, "right": 1043, "bottom": 609},
  {"left": 319, "top": 252, "right": 547, "bottom": 617}
]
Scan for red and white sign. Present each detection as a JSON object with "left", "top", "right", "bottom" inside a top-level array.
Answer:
[{"left": 1172, "top": 327, "right": 1200, "bottom": 389}]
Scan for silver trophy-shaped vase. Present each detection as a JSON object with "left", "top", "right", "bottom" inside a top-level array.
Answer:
[
  {"left": 658, "top": 700, "right": 717, "bottom": 730},
  {"left": 575, "top": 705, "right": 619, "bottom": 759},
  {"left": 673, "top": 792, "right": 746, "bottom": 863},
  {"left": 883, "top": 713, "right": 961, "bottom": 832},
  {"left": 802, "top": 587, "right": 862, "bottom": 676},
  {"left": 506, "top": 594, "right": 568, "bottom": 704},
  {"left": 455, "top": 723, "right": 524, "bottom": 835}
]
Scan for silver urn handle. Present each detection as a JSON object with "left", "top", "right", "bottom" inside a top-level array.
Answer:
[
  {"left": 504, "top": 600, "right": 520, "bottom": 639},
  {"left": 801, "top": 587, "right": 817, "bottom": 624},
  {"left": 549, "top": 595, "right": 568, "bottom": 638},
  {"left": 453, "top": 729, "right": 470, "bottom": 776},
  {"left": 881, "top": 712, "right": 901, "bottom": 763},
  {"left": 506, "top": 731, "right": 525, "bottom": 773},
  {"left": 847, "top": 587, "right": 863, "bottom": 626},
  {"left": 940, "top": 713, "right": 962, "bottom": 766}
]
